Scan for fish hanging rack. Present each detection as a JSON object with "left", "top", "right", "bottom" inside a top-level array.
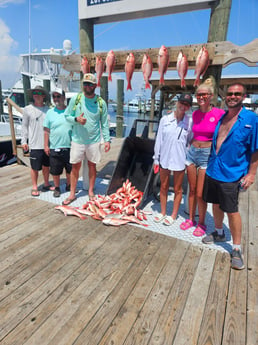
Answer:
[{"left": 51, "top": 39, "right": 258, "bottom": 74}]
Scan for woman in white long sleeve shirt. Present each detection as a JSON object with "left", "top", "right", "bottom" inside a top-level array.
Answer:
[{"left": 153, "top": 93, "right": 193, "bottom": 225}]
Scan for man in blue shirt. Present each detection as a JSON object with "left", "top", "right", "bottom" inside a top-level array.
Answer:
[{"left": 202, "top": 82, "right": 258, "bottom": 270}]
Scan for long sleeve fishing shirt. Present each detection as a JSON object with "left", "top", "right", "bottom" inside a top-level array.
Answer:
[{"left": 21, "top": 104, "right": 49, "bottom": 150}]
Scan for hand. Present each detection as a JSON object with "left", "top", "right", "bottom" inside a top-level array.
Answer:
[
  {"left": 154, "top": 164, "right": 159, "bottom": 174},
  {"left": 22, "top": 144, "right": 29, "bottom": 153},
  {"left": 240, "top": 174, "right": 255, "bottom": 190},
  {"left": 104, "top": 141, "right": 111, "bottom": 152},
  {"left": 76, "top": 113, "right": 86, "bottom": 125},
  {"left": 44, "top": 146, "right": 50, "bottom": 156}
]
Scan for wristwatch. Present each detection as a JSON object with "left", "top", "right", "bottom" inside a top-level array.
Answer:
[{"left": 75, "top": 117, "right": 78, "bottom": 122}]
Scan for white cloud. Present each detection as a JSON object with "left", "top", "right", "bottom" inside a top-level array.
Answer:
[
  {"left": 0, "top": 0, "right": 24, "bottom": 7},
  {"left": 0, "top": 19, "right": 20, "bottom": 88}
]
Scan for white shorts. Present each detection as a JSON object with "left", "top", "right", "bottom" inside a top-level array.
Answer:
[{"left": 70, "top": 141, "right": 101, "bottom": 165}]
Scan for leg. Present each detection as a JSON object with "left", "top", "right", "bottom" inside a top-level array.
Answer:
[
  {"left": 88, "top": 160, "right": 97, "bottom": 197},
  {"left": 171, "top": 170, "right": 185, "bottom": 219},
  {"left": 42, "top": 165, "right": 50, "bottom": 187},
  {"left": 212, "top": 204, "right": 224, "bottom": 228},
  {"left": 31, "top": 168, "right": 39, "bottom": 191},
  {"left": 159, "top": 167, "right": 171, "bottom": 216},
  {"left": 227, "top": 212, "right": 242, "bottom": 245},
  {"left": 69, "top": 162, "right": 81, "bottom": 199},
  {"left": 186, "top": 164, "right": 197, "bottom": 222},
  {"left": 196, "top": 168, "right": 207, "bottom": 226},
  {"left": 65, "top": 172, "right": 71, "bottom": 188},
  {"left": 52, "top": 175, "right": 60, "bottom": 188}
]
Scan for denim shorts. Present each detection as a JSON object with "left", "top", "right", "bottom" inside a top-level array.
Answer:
[{"left": 185, "top": 145, "right": 211, "bottom": 169}]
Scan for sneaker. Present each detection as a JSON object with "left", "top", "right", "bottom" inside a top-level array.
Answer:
[
  {"left": 202, "top": 231, "right": 226, "bottom": 244},
  {"left": 53, "top": 187, "right": 61, "bottom": 198},
  {"left": 231, "top": 249, "right": 245, "bottom": 270}
]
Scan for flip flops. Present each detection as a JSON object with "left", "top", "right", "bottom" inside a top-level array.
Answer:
[
  {"left": 31, "top": 189, "right": 40, "bottom": 197},
  {"left": 193, "top": 224, "right": 207, "bottom": 237},
  {"left": 62, "top": 196, "right": 77, "bottom": 205},
  {"left": 163, "top": 216, "right": 176, "bottom": 226},
  {"left": 154, "top": 213, "right": 166, "bottom": 223},
  {"left": 180, "top": 219, "right": 196, "bottom": 230}
]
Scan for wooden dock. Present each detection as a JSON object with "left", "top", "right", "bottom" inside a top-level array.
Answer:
[{"left": 0, "top": 139, "right": 257, "bottom": 345}]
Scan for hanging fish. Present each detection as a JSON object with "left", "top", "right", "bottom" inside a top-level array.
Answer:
[
  {"left": 194, "top": 46, "right": 209, "bottom": 87},
  {"left": 81, "top": 56, "right": 90, "bottom": 75},
  {"left": 125, "top": 53, "right": 135, "bottom": 91},
  {"left": 95, "top": 56, "right": 105, "bottom": 87},
  {"left": 157, "top": 45, "right": 169, "bottom": 85},
  {"left": 105, "top": 50, "right": 116, "bottom": 82},
  {"left": 176, "top": 51, "right": 188, "bottom": 88},
  {"left": 141, "top": 54, "right": 153, "bottom": 89}
]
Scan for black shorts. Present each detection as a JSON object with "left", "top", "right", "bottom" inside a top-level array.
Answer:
[
  {"left": 49, "top": 148, "right": 72, "bottom": 175},
  {"left": 30, "top": 149, "right": 50, "bottom": 171},
  {"left": 202, "top": 174, "right": 240, "bottom": 213}
]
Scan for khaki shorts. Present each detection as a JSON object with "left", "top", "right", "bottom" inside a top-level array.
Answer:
[{"left": 70, "top": 141, "right": 101, "bottom": 165}]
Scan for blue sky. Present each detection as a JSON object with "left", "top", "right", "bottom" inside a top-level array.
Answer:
[{"left": 0, "top": 0, "right": 257, "bottom": 101}]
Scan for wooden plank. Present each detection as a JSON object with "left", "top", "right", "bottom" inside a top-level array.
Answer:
[
  {"left": 172, "top": 247, "right": 217, "bottom": 345},
  {"left": 16, "top": 227, "right": 149, "bottom": 344},
  {"left": 57, "top": 39, "right": 258, "bottom": 73},
  {"left": 222, "top": 190, "right": 249, "bottom": 345},
  {"left": 246, "top": 191, "right": 258, "bottom": 345},
  {"left": 146, "top": 245, "right": 202, "bottom": 345},
  {"left": 197, "top": 251, "right": 231, "bottom": 345}
]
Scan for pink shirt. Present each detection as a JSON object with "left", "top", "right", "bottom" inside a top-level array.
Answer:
[{"left": 192, "top": 107, "right": 225, "bottom": 141}]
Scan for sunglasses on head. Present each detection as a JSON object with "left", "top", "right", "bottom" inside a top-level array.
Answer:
[
  {"left": 52, "top": 94, "right": 61, "bottom": 99},
  {"left": 226, "top": 92, "right": 243, "bottom": 97},
  {"left": 196, "top": 93, "right": 210, "bottom": 98},
  {"left": 83, "top": 82, "right": 95, "bottom": 87},
  {"left": 32, "top": 91, "right": 44, "bottom": 96}
]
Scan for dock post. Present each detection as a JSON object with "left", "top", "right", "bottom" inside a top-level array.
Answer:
[
  {"left": 0, "top": 81, "right": 3, "bottom": 115},
  {"left": 116, "top": 79, "right": 124, "bottom": 138},
  {"left": 100, "top": 76, "right": 108, "bottom": 104},
  {"left": 43, "top": 80, "right": 51, "bottom": 105},
  {"left": 22, "top": 75, "right": 31, "bottom": 106}
]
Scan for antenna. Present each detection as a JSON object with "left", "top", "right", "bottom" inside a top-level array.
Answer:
[{"left": 28, "top": 0, "right": 31, "bottom": 75}]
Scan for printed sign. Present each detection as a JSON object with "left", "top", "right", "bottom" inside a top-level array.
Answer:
[{"left": 87, "top": 0, "right": 122, "bottom": 5}]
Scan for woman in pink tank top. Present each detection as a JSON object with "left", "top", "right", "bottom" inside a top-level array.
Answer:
[{"left": 180, "top": 79, "right": 224, "bottom": 236}]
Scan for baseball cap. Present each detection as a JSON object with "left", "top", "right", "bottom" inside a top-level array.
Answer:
[
  {"left": 178, "top": 93, "right": 193, "bottom": 106},
  {"left": 83, "top": 73, "right": 97, "bottom": 84},
  {"left": 52, "top": 87, "right": 65, "bottom": 97}
]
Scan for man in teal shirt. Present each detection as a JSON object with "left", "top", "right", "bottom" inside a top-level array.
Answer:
[
  {"left": 44, "top": 89, "right": 73, "bottom": 197},
  {"left": 63, "top": 73, "right": 110, "bottom": 205}
]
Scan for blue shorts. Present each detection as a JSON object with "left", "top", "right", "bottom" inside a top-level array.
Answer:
[{"left": 185, "top": 145, "right": 211, "bottom": 169}]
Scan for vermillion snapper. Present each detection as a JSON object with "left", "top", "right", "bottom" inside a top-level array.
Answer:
[
  {"left": 141, "top": 54, "right": 153, "bottom": 89},
  {"left": 81, "top": 56, "right": 90, "bottom": 75},
  {"left": 125, "top": 53, "right": 135, "bottom": 91},
  {"left": 194, "top": 46, "right": 209, "bottom": 87},
  {"left": 177, "top": 51, "right": 188, "bottom": 88},
  {"left": 157, "top": 45, "right": 169, "bottom": 85},
  {"left": 95, "top": 56, "right": 105, "bottom": 87},
  {"left": 105, "top": 50, "right": 116, "bottom": 82}
]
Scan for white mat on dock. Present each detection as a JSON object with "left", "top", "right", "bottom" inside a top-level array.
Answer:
[{"left": 37, "top": 177, "right": 232, "bottom": 254}]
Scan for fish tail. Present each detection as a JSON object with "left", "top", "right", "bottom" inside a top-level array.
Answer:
[
  {"left": 159, "top": 75, "right": 165, "bottom": 85},
  {"left": 145, "top": 81, "right": 151, "bottom": 89},
  {"left": 127, "top": 81, "right": 132, "bottom": 91},
  {"left": 97, "top": 80, "right": 101, "bottom": 87},
  {"left": 193, "top": 77, "right": 200, "bottom": 87},
  {"left": 181, "top": 79, "right": 186, "bottom": 88},
  {"left": 108, "top": 74, "right": 112, "bottom": 82}
]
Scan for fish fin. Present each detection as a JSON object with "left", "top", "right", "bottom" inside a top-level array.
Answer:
[
  {"left": 108, "top": 74, "right": 112, "bottom": 82},
  {"left": 193, "top": 77, "right": 200, "bottom": 87},
  {"left": 127, "top": 82, "right": 132, "bottom": 91},
  {"left": 145, "top": 81, "right": 151, "bottom": 89},
  {"left": 181, "top": 79, "right": 186, "bottom": 88},
  {"left": 97, "top": 80, "right": 101, "bottom": 87},
  {"left": 159, "top": 76, "right": 165, "bottom": 85}
]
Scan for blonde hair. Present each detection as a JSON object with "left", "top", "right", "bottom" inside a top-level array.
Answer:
[{"left": 196, "top": 76, "right": 215, "bottom": 95}]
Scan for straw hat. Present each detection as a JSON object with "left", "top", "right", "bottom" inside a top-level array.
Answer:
[{"left": 27, "top": 85, "right": 50, "bottom": 102}]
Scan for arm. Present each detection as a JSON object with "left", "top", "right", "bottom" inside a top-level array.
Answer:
[
  {"left": 100, "top": 100, "right": 111, "bottom": 147},
  {"left": 21, "top": 107, "right": 29, "bottom": 151},
  {"left": 44, "top": 127, "right": 50, "bottom": 156},
  {"left": 153, "top": 118, "right": 164, "bottom": 166}
]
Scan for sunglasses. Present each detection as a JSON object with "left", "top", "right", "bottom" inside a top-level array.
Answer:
[
  {"left": 52, "top": 94, "right": 61, "bottom": 99},
  {"left": 179, "top": 101, "right": 190, "bottom": 107},
  {"left": 32, "top": 91, "right": 44, "bottom": 96},
  {"left": 226, "top": 92, "right": 243, "bottom": 97},
  {"left": 83, "top": 82, "right": 95, "bottom": 87},
  {"left": 196, "top": 93, "right": 210, "bottom": 98}
]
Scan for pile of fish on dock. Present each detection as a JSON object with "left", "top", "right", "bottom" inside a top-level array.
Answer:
[
  {"left": 81, "top": 45, "right": 209, "bottom": 91},
  {"left": 55, "top": 179, "right": 151, "bottom": 227}
]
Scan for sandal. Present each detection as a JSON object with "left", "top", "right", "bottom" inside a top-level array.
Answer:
[
  {"left": 41, "top": 185, "right": 52, "bottom": 192},
  {"left": 180, "top": 219, "right": 196, "bottom": 230},
  {"left": 154, "top": 213, "right": 166, "bottom": 223},
  {"left": 62, "top": 196, "right": 77, "bottom": 205},
  {"left": 31, "top": 189, "right": 40, "bottom": 197},
  {"left": 163, "top": 216, "right": 176, "bottom": 226},
  {"left": 193, "top": 224, "right": 207, "bottom": 237}
]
